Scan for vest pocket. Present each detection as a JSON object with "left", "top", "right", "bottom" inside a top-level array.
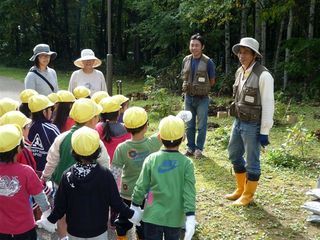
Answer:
[
  {"left": 243, "top": 87, "right": 258, "bottom": 105},
  {"left": 236, "top": 103, "right": 261, "bottom": 122}
]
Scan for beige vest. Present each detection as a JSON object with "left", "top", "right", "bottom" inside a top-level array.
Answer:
[
  {"left": 230, "top": 63, "right": 268, "bottom": 122},
  {"left": 181, "top": 54, "right": 211, "bottom": 96}
]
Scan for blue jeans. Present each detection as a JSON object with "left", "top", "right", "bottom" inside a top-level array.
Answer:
[
  {"left": 144, "top": 222, "right": 181, "bottom": 240},
  {"left": 184, "top": 95, "right": 209, "bottom": 151},
  {"left": 227, "top": 118, "right": 261, "bottom": 181}
]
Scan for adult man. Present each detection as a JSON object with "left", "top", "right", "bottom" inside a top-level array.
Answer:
[
  {"left": 181, "top": 33, "right": 216, "bottom": 159},
  {"left": 226, "top": 37, "right": 274, "bottom": 206}
]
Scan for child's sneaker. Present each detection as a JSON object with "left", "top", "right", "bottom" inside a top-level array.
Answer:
[{"left": 194, "top": 149, "right": 204, "bottom": 159}]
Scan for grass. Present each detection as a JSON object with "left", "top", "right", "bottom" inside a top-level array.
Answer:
[{"left": 1, "top": 66, "right": 320, "bottom": 239}]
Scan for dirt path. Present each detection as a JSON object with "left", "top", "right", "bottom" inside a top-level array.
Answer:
[{"left": 0, "top": 76, "right": 24, "bottom": 100}]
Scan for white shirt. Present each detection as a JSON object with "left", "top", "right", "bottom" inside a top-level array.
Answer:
[
  {"left": 68, "top": 69, "right": 107, "bottom": 95},
  {"left": 238, "top": 62, "right": 274, "bottom": 135}
]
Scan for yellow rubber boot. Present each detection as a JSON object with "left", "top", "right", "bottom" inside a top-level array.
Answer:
[
  {"left": 225, "top": 173, "right": 246, "bottom": 200},
  {"left": 233, "top": 180, "right": 258, "bottom": 206},
  {"left": 117, "top": 236, "right": 128, "bottom": 240}
]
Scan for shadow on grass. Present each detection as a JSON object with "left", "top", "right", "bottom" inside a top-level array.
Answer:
[{"left": 193, "top": 156, "right": 309, "bottom": 239}]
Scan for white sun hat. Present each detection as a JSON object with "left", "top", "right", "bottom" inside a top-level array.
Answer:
[
  {"left": 74, "top": 49, "right": 102, "bottom": 68},
  {"left": 232, "top": 37, "right": 262, "bottom": 58}
]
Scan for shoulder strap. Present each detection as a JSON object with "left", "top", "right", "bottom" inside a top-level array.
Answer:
[{"left": 30, "top": 69, "right": 54, "bottom": 92}]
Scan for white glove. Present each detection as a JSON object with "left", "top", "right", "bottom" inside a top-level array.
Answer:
[
  {"left": 176, "top": 110, "right": 192, "bottom": 123},
  {"left": 36, "top": 209, "right": 57, "bottom": 233},
  {"left": 128, "top": 204, "right": 144, "bottom": 226},
  {"left": 184, "top": 215, "right": 196, "bottom": 240}
]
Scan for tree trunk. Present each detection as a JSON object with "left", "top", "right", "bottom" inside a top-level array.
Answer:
[
  {"left": 254, "top": 1, "right": 261, "bottom": 43},
  {"left": 225, "top": 20, "right": 231, "bottom": 75},
  {"left": 76, "top": 2, "right": 82, "bottom": 53},
  {"left": 261, "top": 20, "right": 266, "bottom": 65},
  {"left": 308, "top": 0, "right": 315, "bottom": 39},
  {"left": 273, "top": 18, "right": 285, "bottom": 72},
  {"left": 116, "top": 0, "right": 124, "bottom": 60},
  {"left": 61, "top": 0, "right": 71, "bottom": 61},
  {"left": 240, "top": 1, "right": 248, "bottom": 38},
  {"left": 283, "top": 8, "right": 293, "bottom": 90}
]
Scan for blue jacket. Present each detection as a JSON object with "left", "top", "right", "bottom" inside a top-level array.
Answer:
[{"left": 28, "top": 116, "right": 60, "bottom": 171}]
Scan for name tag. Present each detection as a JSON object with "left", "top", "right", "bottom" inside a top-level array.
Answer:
[
  {"left": 244, "top": 95, "right": 255, "bottom": 103},
  {"left": 198, "top": 77, "right": 205, "bottom": 83}
]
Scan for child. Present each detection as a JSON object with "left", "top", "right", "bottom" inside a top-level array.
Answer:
[
  {"left": 0, "top": 110, "right": 53, "bottom": 219},
  {"left": 0, "top": 97, "right": 19, "bottom": 117},
  {"left": 131, "top": 115, "right": 196, "bottom": 240},
  {"left": 52, "top": 90, "right": 76, "bottom": 133},
  {"left": 73, "top": 85, "right": 91, "bottom": 99},
  {"left": 37, "top": 126, "right": 142, "bottom": 239},
  {"left": 96, "top": 96, "right": 131, "bottom": 163},
  {"left": 111, "top": 106, "right": 162, "bottom": 240},
  {"left": 0, "top": 124, "right": 52, "bottom": 240},
  {"left": 19, "top": 89, "right": 39, "bottom": 118},
  {"left": 28, "top": 94, "right": 60, "bottom": 176},
  {"left": 113, "top": 94, "right": 129, "bottom": 123},
  {"left": 41, "top": 98, "right": 110, "bottom": 240}
]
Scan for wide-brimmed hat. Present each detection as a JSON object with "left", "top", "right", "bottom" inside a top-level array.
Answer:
[
  {"left": 232, "top": 37, "right": 262, "bottom": 58},
  {"left": 29, "top": 44, "right": 57, "bottom": 61},
  {"left": 74, "top": 49, "right": 102, "bottom": 68}
]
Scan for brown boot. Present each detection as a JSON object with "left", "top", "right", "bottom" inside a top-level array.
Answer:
[
  {"left": 225, "top": 173, "right": 246, "bottom": 200},
  {"left": 233, "top": 180, "right": 258, "bottom": 206}
]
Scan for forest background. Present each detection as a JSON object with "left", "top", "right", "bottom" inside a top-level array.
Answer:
[{"left": 0, "top": 0, "right": 319, "bottom": 99}]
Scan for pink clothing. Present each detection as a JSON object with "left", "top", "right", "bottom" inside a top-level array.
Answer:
[
  {"left": 96, "top": 124, "right": 131, "bottom": 163},
  {"left": 0, "top": 163, "right": 44, "bottom": 234},
  {"left": 61, "top": 117, "right": 75, "bottom": 133}
]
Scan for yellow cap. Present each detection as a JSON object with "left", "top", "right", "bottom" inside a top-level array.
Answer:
[
  {"left": 47, "top": 93, "right": 59, "bottom": 103},
  {"left": 73, "top": 86, "right": 91, "bottom": 99},
  {"left": 0, "top": 98, "right": 19, "bottom": 117},
  {"left": 20, "top": 89, "right": 38, "bottom": 103},
  {"left": 123, "top": 106, "right": 148, "bottom": 129},
  {"left": 159, "top": 115, "right": 185, "bottom": 141},
  {"left": 0, "top": 124, "right": 22, "bottom": 152},
  {"left": 91, "top": 91, "right": 109, "bottom": 104},
  {"left": 57, "top": 90, "right": 76, "bottom": 103},
  {"left": 0, "top": 111, "right": 31, "bottom": 129},
  {"left": 113, "top": 94, "right": 129, "bottom": 105},
  {"left": 69, "top": 98, "right": 102, "bottom": 123},
  {"left": 71, "top": 126, "right": 100, "bottom": 156},
  {"left": 100, "top": 96, "right": 121, "bottom": 113},
  {"left": 28, "top": 95, "right": 54, "bottom": 113}
]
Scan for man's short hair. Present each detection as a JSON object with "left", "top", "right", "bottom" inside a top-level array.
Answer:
[{"left": 190, "top": 33, "right": 204, "bottom": 46}]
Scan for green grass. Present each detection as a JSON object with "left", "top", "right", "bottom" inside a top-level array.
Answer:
[
  {"left": 1, "top": 67, "right": 320, "bottom": 239},
  {"left": 0, "top": 65, "right": 144, "bottom": 94}
]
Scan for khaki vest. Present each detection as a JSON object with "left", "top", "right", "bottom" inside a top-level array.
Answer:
[
  {"left": 230, "top": 63, "right": 269, "bottom": 122},
  {"left": 181, "top": 54, "right": 211, "bottom": 96}
]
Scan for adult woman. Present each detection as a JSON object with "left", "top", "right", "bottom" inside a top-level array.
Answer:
[
  {"left": 24, "top": 44, "right": 58, "bottom": 95},
  {"left": 68, "top": 49, "right": 106, "bottom": 95}
]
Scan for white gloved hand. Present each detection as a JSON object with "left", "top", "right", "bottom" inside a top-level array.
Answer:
[
  {"left": 184, "top": 215, "right": 196, "bottom": 240},
  {"left": 176, "top": 110, "right": 192, "bottom": 123},
  {"left": 36, "top": 209, "right": 57, "bottom": 233},
  {"left": 128, "top": 204, "right": 144, "bottom": 226}
]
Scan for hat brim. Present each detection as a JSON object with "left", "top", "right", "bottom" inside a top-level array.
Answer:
[
  {"left": 74, "top": 57, "right": 102, "bottom": 68},
  {"left": 29, "top": 51, "right": 57, "bottom": 61},
  {"left": 232, "top": 44, "right": 262, "bottom": 58}
]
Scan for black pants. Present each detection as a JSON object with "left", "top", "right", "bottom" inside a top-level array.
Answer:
[
  {"left": 0, "top": 228, "right": 37, "bottom": 240},
  {"left": 115, "top": 198, "right": 144, "bottom": 239}
]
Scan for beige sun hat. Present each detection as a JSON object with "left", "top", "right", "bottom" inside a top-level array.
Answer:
[
  {"left": 74, "top": 49, "right": 102, "bottom": 68},
  {"left": 232, "top": 37, "right": 262, "bottom": 58}
]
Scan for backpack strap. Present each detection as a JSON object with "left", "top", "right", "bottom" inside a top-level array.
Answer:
[{"left": 30, "top": 70, "right": 54, "bottom": 92}]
